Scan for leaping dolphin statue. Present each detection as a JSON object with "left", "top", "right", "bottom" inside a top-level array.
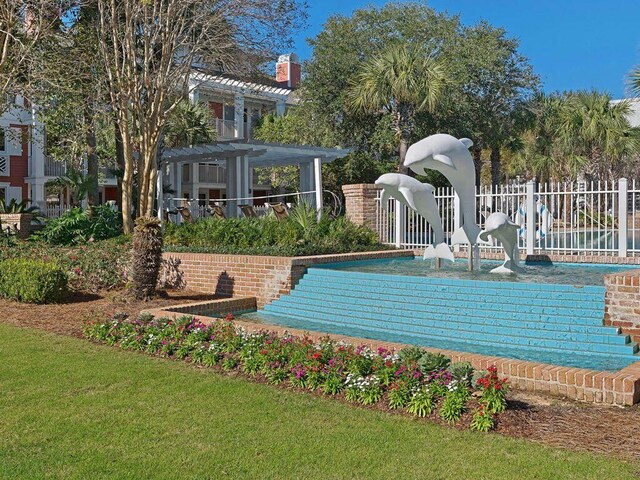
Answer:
[
  {"left": 404, "top": 134, "right": 481, "bottom": 247},
  {"left": 375, "top": 173, "right": 454, "bottom": 261},
  {"left": 478, "top": 212, "right": 522, "bottom": 274}
]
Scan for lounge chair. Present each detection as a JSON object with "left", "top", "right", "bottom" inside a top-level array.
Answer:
[
  {"left": 208, "top": 205, "right": 226, "bottom": 220},
  {"left": 239, "top": 204, "right": 258, "bottom": 218},
  {"left": 268, "top": 202, "right": 289, "bottom": 220},
  {"left": 177, "top": 206, "right": 194, "bottom": 224}
]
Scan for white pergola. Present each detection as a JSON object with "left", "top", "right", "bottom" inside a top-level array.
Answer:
[{"left": 158, "top": 140, "right": 351, "bottom": 218}]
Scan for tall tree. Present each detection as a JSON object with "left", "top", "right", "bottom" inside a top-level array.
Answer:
[
  {"left": 446, "top": 22, "right": 539, "bottom": 186},
  {"left": 556, "top": 91, "right": 639, "bottom": 181},
  {"left": 346, "top": 43, "right": 447, "bottom": 173},
  {"left": 95, "top": 0, "right": 307, "bottom": 233},
  {"left": 0, "top": 0, "right": 73, "bottom": 112}
]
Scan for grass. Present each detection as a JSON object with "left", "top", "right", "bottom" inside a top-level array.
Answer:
[{"left": 1, "top": 323, "right": 637, "bottom": 480}]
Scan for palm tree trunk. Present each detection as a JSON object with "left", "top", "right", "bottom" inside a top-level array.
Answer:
[
  {"left": 472, "top": 146, "right": 482, "bottom": 187},
  {"left": 398, "top": 137, "right": 409, "bottom": 175},
  {"left": 490, "top": 146, "right": 501, "bottom": 187}
]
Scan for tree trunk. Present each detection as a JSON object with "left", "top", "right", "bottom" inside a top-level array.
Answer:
[
  {"left": 114, "top": 116, "right": 124, "bottom": 211},
  {"left": 490, "top": 146, "right": 501, "bottom": 187},
  {"left": 84, "top": 101, "right": 99, "bottom": 206},
  {"left": 472, "top": 146, "right": 482, "bottom": 187},
  {"left": 398, "top": 136, "right": 409, "bottom": 175}
]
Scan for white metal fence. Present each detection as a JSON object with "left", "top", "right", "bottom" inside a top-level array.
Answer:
[{"left": 376, "top": 178, "right": 640, "bottom": 258}]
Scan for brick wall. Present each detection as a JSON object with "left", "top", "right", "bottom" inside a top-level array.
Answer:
[
  {"left": 605, "top": 269, "right": 640, "bottom": 343},
  {"left": 160, "top": 250, "right": 412, "bottom": 308},
  {"left": 342, "top": 184, "right": 380, "bottom": 232}
]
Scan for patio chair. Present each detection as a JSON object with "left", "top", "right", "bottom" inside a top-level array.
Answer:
[
  {"left": 207, "top": 205, "right": 226, "bottom": 220},
  {"left": 238, "top": 204, "right": 258, "bottom": 218},
  {"left": 177, "top": 206, "right": 194, "bottom": 224},
  {"left": 267, "top": 202, "right": 289, "bottom": 220}
]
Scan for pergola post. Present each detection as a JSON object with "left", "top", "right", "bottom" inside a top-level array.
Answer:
[
  {"left": 314, "top": 157, "right": 323, "bottom": 220},
  {"left": 156, "top": 165, "right": 164, "bottom": 223}
]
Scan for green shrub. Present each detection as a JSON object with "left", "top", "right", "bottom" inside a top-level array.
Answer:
[
  {"left": 0, "top": 258, "right": 68, "bottom": 303},
  {"left": 164, "top": 214, "right": 385, "bottom": 256},
  {"left": 34, "top": 205, "right": 123, "bottom": 245},
  {"left": 0, "top": 236, "right": 130, "bottom": 292}
]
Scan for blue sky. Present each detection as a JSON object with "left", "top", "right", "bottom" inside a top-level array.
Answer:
[{"left": 292, "top": 0, "right": 640, "bottom": 99}]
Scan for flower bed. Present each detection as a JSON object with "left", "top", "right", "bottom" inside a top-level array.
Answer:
[{"left": 84, "top": 313, "right": 509, "bottom": 431}]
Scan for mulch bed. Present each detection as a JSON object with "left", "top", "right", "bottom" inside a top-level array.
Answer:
[{"left": 2, "top": 288, "right": 639, "bottom": 464}]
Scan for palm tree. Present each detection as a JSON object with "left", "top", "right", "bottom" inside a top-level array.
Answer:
[
  {"left": 556, "top": 91, "right": 639, "bottom": 181},
  {"left": 347, "top": 43, "right": 447, "bottom": 172},
  {"left": 164, "top": 100, "right": 216, "bottom": 148},
  {"left": 629, "top": 65, "right": 640, "bottom": 97},
  {"left": 46, "top": 169, "right": 95, "bottom": 207}
]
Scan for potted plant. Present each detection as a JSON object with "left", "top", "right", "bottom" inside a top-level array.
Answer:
[{"left": 0, "top": 199, "right": 42, "bottom": 239}]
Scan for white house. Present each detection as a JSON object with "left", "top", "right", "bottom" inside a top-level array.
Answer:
[
  {"left": 171, "top": 53, "right": 301, "bottom": 207},
  {"left": 0, "top": 54, "right": 303, "bottom": 211}
]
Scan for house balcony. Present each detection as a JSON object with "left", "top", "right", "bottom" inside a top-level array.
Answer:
[
  {"left": 214, "top": 119, "right": 237, "bottom": 139},
  {"left": 213, "top": 119, "right": 254, "bottom": 140},
  {"left": 44, "top": 157, "right": 66, "bottom": 177}
]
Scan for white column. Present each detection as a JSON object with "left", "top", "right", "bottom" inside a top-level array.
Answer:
[
  {"left": 32, "top": 182, "right": 45, "bottom": 205},
  {"left": 525, "top": 180, "right": 536, "bottom": 256},
  {"left": 191, "top": 162, "right": 199, "bottom": 202},
  {"left": 234, "top": 93, "right": 245, "bottom": 138},
  {"left": 275, "top": 99, "right": 286, "bottom": 117},
  {"left": 157, "top": 165, "right": 164, "bottom": 223},
  {"left": 175, "top": 162, "right": 183, "bottom": 204},
  {"left": 226, "top": 157, "right": 238, "bottom": 217},
  {"left": 241, "top": 155, "right": 250, "bottom": 203},
  {"left": 314, "top": 157, "right": 323, "bottom": 220},
  {"left": 618, "top": 178, "right": 628, "bottom": 258}
]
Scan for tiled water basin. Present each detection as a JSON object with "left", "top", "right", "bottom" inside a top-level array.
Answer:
[
  {"left": 318, "top": 257, "right": 637, "bottom": 286},
  {"left": 200, "top": 257, "right": 640, "bottom": 372},
  {"left": 238, "top": 311, "right": 636, "bottom": 372}
]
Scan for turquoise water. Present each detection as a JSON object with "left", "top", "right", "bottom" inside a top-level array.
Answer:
[{"left": 318, "top": 257, "right": 637, "bottom": 286}]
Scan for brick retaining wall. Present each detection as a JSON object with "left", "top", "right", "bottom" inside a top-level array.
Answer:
[
  {"left": 160, "top": 250, "right": 412, "bottom": 308},
  {"left": 605, "top": 269, "right": 640, "bottom": 343}
]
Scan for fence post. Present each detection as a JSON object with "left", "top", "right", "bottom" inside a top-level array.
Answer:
[
  {"left": 526, "top": 181, "right": 536, "bottom": 256},
  {"left": 453, "top": 192, "right": 461, "bottom": 253},
  {"left": 618, "top": 178, "right": 628, "bottom": 258},
  {"left": 394, "top": 199, "right": 404, "bottom": 248}
]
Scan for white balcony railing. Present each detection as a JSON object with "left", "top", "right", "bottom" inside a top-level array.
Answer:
[
  {"left": 214, "top": 118, "right": 237, "bottom": 139},
  {"left": 44, "top": 157, "right": 66, "bottom": 177}
]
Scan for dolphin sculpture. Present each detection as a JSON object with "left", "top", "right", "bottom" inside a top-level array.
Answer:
[
  {"left": 478, "top": 212, "right": 522, "bottom": 274},
  {"left": 375, "top": 173, "right": 454, "bottom": 261},
  {"left": 404, "top": 134, "right": 481, "bottom": 247}
]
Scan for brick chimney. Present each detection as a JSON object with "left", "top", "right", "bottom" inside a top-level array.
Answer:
[{"left": 276, "top": 53, "right": 301, "bottom": 89}]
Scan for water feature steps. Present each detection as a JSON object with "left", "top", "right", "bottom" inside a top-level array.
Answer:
[{"left": 259, "top": 267, "right": 640, "bottom": 370}]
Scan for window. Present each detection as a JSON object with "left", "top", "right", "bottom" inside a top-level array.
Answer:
[
  {"left": 0, "top": 129, "right": 5, "bottom": 152},
  {"left": 223, "top": 104, "right": 235, "bottom": 122},
  {"left": 0, "top": 187, "right": 5, "bottom": 201}
]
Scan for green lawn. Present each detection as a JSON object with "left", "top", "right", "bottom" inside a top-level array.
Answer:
[{"left": 1, "top": 324, "right": 637, "bottom": 480}]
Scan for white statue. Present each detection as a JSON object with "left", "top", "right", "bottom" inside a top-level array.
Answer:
[
  {"left": 375, "top": 173, "right": 454, "bottom": 261},
  {"left": 477, "top": 212, "right": 522, "bottom": 274},
  {"left": 404, "top": 134, "right": 481, "bottom": 247}
]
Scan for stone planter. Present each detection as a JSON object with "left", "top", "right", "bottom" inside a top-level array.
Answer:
[{"left": 0, "top": 213, "right": 33, "bottom": 239}]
